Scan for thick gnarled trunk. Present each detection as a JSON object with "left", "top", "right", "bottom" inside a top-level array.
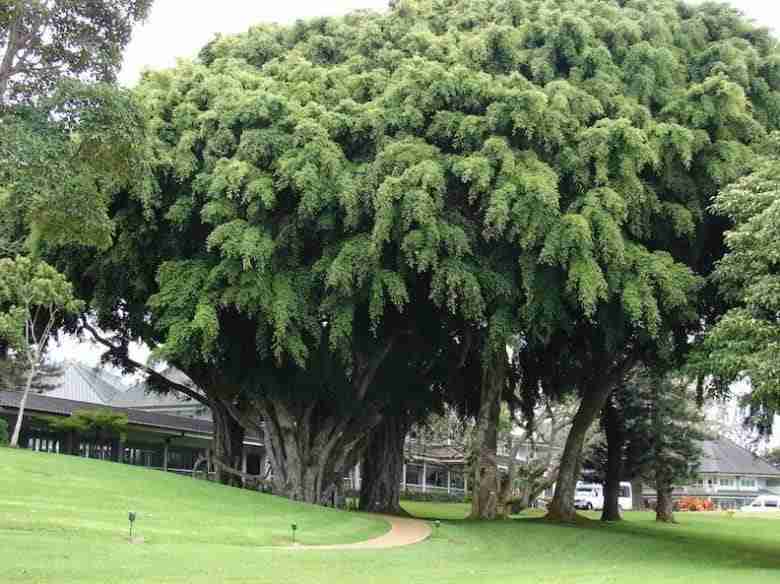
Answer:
[
  {"left": 471, "top": 353, "right": 506, "bottom": 520},
  {"left": 601, "top": 399, "right": 623, "bottom": 522},
  {"left": 261, "top": 398, "right": 377, "bottom": 505},
  {"left": 359, "top": 414, "right": 408, "bottom": 514}
]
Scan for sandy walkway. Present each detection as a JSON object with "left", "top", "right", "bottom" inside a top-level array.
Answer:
[{"left": 288, "top": 515, "right": 432, "bottom": 551}]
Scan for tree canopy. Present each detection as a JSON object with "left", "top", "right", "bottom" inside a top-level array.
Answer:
[
  {"left": 55, "top": 0, "right": 780, "bottom": 510},
  {"left": 0, "top": 0, "right": 152, "bottom": 104}
]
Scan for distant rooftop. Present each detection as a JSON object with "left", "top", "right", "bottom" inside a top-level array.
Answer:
[
  {"left": 110, "top": 367, "right": 202, "bottom": 409},
  {"left": 44, "top": 361, "right": 127, "bottom": 405},
  {"left": 698, "top": 439, "right": 780, "bottom": 477}
]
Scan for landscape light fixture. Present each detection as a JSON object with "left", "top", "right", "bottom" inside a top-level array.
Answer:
[
  {"left": 434, "top": 520, "right": 441, "bottom": 534},
  {"left": 291, "top": 522, "right": 298, "bottom": 544},
  {"left": 128, "top": 511, "right": 137, "bottom": 539}
]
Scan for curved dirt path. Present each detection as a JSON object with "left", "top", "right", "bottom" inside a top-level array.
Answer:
[{"left": 288, "top": 515, "right": 431, "bottom": 551}]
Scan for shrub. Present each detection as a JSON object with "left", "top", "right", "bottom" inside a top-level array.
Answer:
[
  {"left": 676, "top": 496, "right": 714, "bottom": 512},
  {"left": 0, "top": 418, "right": 8, "bottom": 445}
]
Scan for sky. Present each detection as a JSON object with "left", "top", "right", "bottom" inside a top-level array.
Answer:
[{"left": 57, "top": 0, "right": 780, "bottom": 443}]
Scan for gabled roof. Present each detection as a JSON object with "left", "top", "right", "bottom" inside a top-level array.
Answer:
[
  {"left": 44, "top": 362, "right": 127, "bottom": 405},
  {"left": 698, "top": 438, "right": 780, "bottom": 477},
  {"left": 109, "top": 367, "right": 204, "bottom": 409}
]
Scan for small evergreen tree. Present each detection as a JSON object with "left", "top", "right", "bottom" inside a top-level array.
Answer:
[{"left": 637, "top": 369, "right": 703, "bottom": 523}]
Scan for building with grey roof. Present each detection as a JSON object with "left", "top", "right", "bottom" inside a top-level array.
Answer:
[
  {"left": 0, "top": 362, "right": 266, "bottom": 481},
  {"left": 643, "top": 438, "right": 780, "bottom": 509}
]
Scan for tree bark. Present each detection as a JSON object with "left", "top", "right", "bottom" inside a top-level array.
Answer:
[
  {"left": 601, "top": 398, "right": 623, "bottom": 522},
  {"left": 470, "top": 352, "right": 506, "bottom": 520},
  {"left": 211, "top": 397, "right": 245, "bottom": 487},
  {"left": 631, "top": 477, "right": 643, "bottom": 511},
  {"left": 545, "top": 383, "right": 612, "bottom": 522},
  {"left": 546, "top": 353, "right": 636, "bottom": 522},
  {"left": 655, "top": 484, "right": 676, "bottom": 523},
  {"left": 359, "top": 414, "right": 409, "bottom": 514},
  {"left": 9, "top": 362, "right": 36, "bottom": 448},
  {"left": 260, "top": 397, "right": 377, "bottom": 504}
]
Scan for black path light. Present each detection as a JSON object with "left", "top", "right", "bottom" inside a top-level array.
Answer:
[
  {"left": 291, "top": 522, "right": 298, "bottom": 544},
  {"left": 128, "top": 511, "right": 137, "bottom": 540}
]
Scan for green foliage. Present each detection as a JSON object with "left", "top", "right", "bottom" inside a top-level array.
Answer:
[
  {"left": 54, "top": 1, "right": 780, "bottom": 464},
  {"left": 633, "top": 368, "right": 704, "bottom": 489},
  {"left": 0, "top": 0, "right": 153, "bottom": 104},
  {"left": 0, "top": 82, "right": 154, "bottom": 252},
  {"left": 42, "top": 409, "right": 129, "bottom": 442},
  {"left": 0, "top": 257, "right": 83, "bottom": 353},
  {"left": 691, "top": 135, "right": 780, "bottom": 423},
  {"left": 0, "top": 417, "right": 8, "bottom": 445}
]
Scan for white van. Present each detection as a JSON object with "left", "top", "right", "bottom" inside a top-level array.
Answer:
[
  {"left": 741, "top": 495, "right": 780, "bottom": 512},
  {"left": 574, "top": 481, "right": 633, "bottom": 511}
]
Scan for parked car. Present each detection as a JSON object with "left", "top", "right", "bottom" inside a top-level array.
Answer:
[{"left": 741, "top": 495, "right": 780, "bottom": 512}]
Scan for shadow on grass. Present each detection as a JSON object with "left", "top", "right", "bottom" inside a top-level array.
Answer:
[
  {"left": 522, "top": 514, "right": 780, "bottom": 572},
  {"left": 408, "top": 510, "right": 780, "bottom": 573}
]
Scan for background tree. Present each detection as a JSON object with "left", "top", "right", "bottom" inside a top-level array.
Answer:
[
  {"left": 766, "top": 448, "right": 780, "bottom": 470},
  {"left": 634, "top": 368, "right": 703, "bottom": 523},
  {"left": 0, "top": 0, "right": 152, "bottom": 104},
  {"left": 691, "top": 136, "right": 780, "bottom": 435},
  {"left": 498, "top": 397, "right": 577, "bottom": 515},
  {"left": 43, "top": 409, "right": 128, "bottom": 459},
  {"left": 0, "top": 256, "right": 82, "bottom": 447},
  {"left": 0, "top": 417, "right": 7, "bottom": 445}
]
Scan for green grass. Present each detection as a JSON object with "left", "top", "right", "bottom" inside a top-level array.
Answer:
[{"left": 3, "top": 447, "right": 780, "bottom": 584}]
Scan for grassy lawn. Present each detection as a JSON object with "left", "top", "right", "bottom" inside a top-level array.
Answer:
[{"left": 3, "top": 448, "right": 780, "bottom": 584}]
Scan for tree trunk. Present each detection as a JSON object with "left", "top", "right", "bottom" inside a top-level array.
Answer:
[
  {"left": 359, "top": 414, "right": 408, "bottom": 514},
  {"left": 545, "top": 382, "right": 614, "bottom": 522},
  {"left": 261, "top": 398, "right": 377, "bottom": 504},
  {"left": 10, "top": 363, "right": 36, "bottom": 448},
  {"left": 470, "top": 352, "right": 506, "bottom": 520},
  {"left": 631, "top": 477, "right": 643, "bottom": 511},
  {"left": 601, "top": 398, "right": 623, "bottom": 522},
  {"left": 211, "top": 398, "right": 245, "bottom": 487},
  {"left": 655, "top": 484, "right": 676, "bottom": 523}
]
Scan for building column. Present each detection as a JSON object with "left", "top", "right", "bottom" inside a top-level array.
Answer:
[
  {"left": 402, "top": 463, "right": 407, "bottom": 492},
  {"left": 422, "top": 461, "right": 427, "bottom": 493},
  {"left": 163, "top": 439, "right": 170, "bottom": 472},
  {"left": 241, "top": 451, "right": 248, "bottom": 486},
  {"left": 447, "top": 467, "right": 451, "bottom": 494}
]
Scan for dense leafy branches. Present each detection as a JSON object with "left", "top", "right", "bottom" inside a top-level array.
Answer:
[
  {"left": 0, "top": 0, "right": 152, "bottom": 104},
  {"left": 56, "top": 0, "right": 780, "bottom": 507}
]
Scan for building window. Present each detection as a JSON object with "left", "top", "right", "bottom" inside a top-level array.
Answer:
[
  {"left": 720, "top": 478, "right": 734, "bottom": 488},
  {"left": 693, "top": 478, "right": 704, "bottom": 488},
  {"left": 740, "top": 478, "right": 756, "bottom": 488}
]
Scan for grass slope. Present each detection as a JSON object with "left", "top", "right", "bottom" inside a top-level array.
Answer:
[
  {"left": 0, "top": 448, "right": 387, "bottom": 547},
  {"left": 3, "top": 448, "right": 780, "bottom": 584}
]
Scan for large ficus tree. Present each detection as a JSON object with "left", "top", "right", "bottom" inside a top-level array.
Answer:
[{"left": 56, "top": 0, "right": 780, "bottom": 512}]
